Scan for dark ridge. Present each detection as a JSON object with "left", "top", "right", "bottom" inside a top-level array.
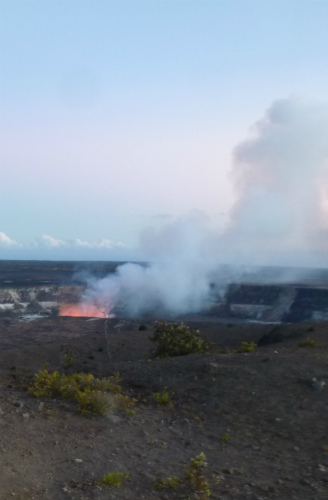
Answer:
[{"left": 0, "top": 260, "right": 146, "bottom": 288}]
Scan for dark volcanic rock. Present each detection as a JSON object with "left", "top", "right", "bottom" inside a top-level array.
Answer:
[
  {"left": 25, "top": 300, "right": 43, "bottom": 314},
  {"left": 285, "top": 287, "right": 328, "bottom": 322},
  {"left": 257, "top": 326, "right": 303, "bottom": 346}
]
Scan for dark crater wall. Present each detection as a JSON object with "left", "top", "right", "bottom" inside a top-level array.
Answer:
[
  {"left": 1, "top": 261, "right": 328, "bottom": 323},
  {"left": 224, "top": 283, "right": 328, "bottom": 322}
]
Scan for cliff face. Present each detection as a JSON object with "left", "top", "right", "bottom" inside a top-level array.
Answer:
[
  {"left": 1, "top": 281, "right": 328, "bottom": 323},
  {"left": 224, "top": 283, "right": 328, "bottom": 322},
  {"left": 0, "top": 285, "right": 84, "bottom": 319}
]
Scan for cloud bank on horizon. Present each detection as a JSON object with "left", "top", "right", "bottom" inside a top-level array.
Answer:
[{"left": 0, "top": 232, "right": 129, "bottom": 260}]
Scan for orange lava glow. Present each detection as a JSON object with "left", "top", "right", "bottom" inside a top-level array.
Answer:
[{"left": 59, "top": 303, "right": 107, "bottom": 318}]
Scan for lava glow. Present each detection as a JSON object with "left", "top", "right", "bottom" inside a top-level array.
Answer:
[{"left": 59, "top": 303, "right": 107, "bottom": 318}]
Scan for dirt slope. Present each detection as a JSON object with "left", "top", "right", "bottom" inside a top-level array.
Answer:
[{"left": 0, "top": 317, "right": 327, "bottom": 500}]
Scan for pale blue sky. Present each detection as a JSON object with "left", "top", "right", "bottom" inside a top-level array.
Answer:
[{"left": 0, "top": 0, "right": 327, "bottom": 260}]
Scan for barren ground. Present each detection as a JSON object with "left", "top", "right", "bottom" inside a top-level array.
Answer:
[{"left": 0, "top": 316, "right": 327, "bottom": 500}]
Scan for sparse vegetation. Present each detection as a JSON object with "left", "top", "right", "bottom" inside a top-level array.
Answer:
[
  {"left": 298, "top": 338, "right": 316, "bottom": 348},
  {"left": 115, "top": 393, "right": 137, "bottom": 413},
  {"left": 233, "top": 341, "right": 257, "bottom": 353},
  {"left": 154, "top": 476, "right": 181, "bottom": 490},
  {"left": 151, "top": 321, "right": 209, "bottom": 358},
  {"left": 77, "top": 390, "right": 115, "bottom": 415},
  {"left": 153, "top": 387, "right": 175, "bottom": 407},
  {"left": 154, "top": 453, "right": 211, "bottom": 498},
  {"left": 186, "top": 452, "right": 211, "bottom": 498},
  {"left": 217, "top": 341, "right": 257, "bottom": 354},
  {"left": 62, "top": 352, "right": 74, "bottom": 368},
  {"left": 102, "top": 471, "right": 130, "bottom": 487},
  {"left": 220, "top": 433, "right": 230, "bottom": 442},
  {"left": 28, "top": 370, "right": 135, "bottom": 415},
  {"left": 2, "top": 290, "right": 328, "bottom": 500}
]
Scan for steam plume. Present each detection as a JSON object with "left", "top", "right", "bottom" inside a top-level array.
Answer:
[
  {"left": 82, "top": 212, "right": 220, "bottom": 317},
  {"left": 81, "top": 97, "right": 328, "bottom": 316},
  {"left": 225, "top": 97, "right": 328, "bottom": 266}
]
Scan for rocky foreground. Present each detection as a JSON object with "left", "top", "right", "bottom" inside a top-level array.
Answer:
[{"left": 0, "top": 316, "right": 327, "bottom": 500}]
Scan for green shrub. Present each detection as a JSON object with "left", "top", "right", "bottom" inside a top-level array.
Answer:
[
  {"left": 154, "top": 476, "right": 181, "bottom": 490},
  {"left": 233, "top": 341, "right": 257, "bottom": 353},
  {"left": 298, "top": 338, "right": 316, "bottom": 348},
  {"left": 151, "top": 321, "right": 209, "bottom": 358},
  {"left": 102, "top": 472, "right": 130, "bottom": 487},
  {"left": 154, "top": 453, "right": 211, "bottom": 498},
  {"left": 62, "top": 352, "right": 74, "bottom": 368},
  {"left": 92, "top": 374, "right": 122, "bottom": 393},
  {"left": 115, "top": 393, "right": 137, "bottom": 412},
  {"left": 138, "top": 324, "right": 148, "bottom": 331},
  {"left": 220, "top": 433, "right": 230, "bottom": 442},
  {"left": 28, "top": 370, "right": 134, "bottom": 416},
  {"left": 186, "top": 452, "right": 211, "bottom": 498},
  {"left": 77, "top": 390, "right": 115, "bottom": 415},
  {"left": 153, "top": 387, "right": 175, "bottom": 407}
]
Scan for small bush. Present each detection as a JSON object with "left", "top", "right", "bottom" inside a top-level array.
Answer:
[
  {"left": 220, "top": 433, "right": 230, "bottom": 442},
  {"left": 298, "top": 338, "right": 316, "bottom": 348},
  {"left": 151, "top": 321, "right": 209, "bottom": 358},
  {"left": 29, "top": 370, "right": 134, "bottom": 416},
  {"left": 186, "top": 452, "right": 211, "bottom": 498},
  {"left": 233, "top": 341, "right": 257, "bottom": 353},
  {"left": 153, "top": 387, "right": 175, "bottom": 407},
  {"left": 138, "top": 324, "right": 148, "bottom": 331},
  {"left": 77, "top": 390, "right": 115, "bottom": 415},
  {"left": 102, "top": 472, "right": 130, "bottom": 487},
  {"left": 92, "top": 374, "right": 122, "bottom": 394},
  {"left": 154, "top": 453, "right": 211, "bottom": 498},
  {"left": 63, "top": 352, "right": 74, "bottom": 368},
  {"left": 154, "top": 476, "right": 181, "bottom": 490},
  {"left": 115, "top": 393, "right": 137, "bottom": 412}
]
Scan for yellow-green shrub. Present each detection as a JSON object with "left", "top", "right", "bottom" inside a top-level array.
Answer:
[
  {"left": 29, "top": 370, "right": 134, "bottom": 416},
  {"left": 151, "top": 321, "right": 209, "bottom": 358},
  {"left": 186, "top": 452, "right": 211, "bottom": 498},
  {"left": 153, "top": 387, "right": 175, "bottom": 407},
  {"left": 154, "top": 476, "right": 181, "bottom": 489},
  {"left": 102, "top": 472, "right": 130, "bottom": 487},
  {"left": 234, "top": 341, "right": 257, "bottom": 353},
  {"left": 298, "top": 338, "right": 316, "bottom": 348},
  {"left": 154, "top": 453, "right": 211, "bottom": 498},
  {"left": 77, "top": 390, "right": 115, "bottom": 415}
]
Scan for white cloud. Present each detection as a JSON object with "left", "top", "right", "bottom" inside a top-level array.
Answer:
[
  {"left": 0, "top": 232, "right": 18, "bottom": 246},
  {"left": 41, "top": 235, "right": 66, "bottom": 248},
  {"left": 34, "top": 235, "right": 127, "bottom": 251},
  {"left": 74, "top": 238, "right": 126, "bottom": 249}
]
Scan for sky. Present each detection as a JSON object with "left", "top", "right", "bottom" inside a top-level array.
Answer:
[{"left": 0, "top": 0, "right": 327, "bottom": 261}]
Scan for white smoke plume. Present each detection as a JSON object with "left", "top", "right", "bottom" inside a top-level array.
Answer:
[
  {"left": 82, "top": 212, "right": 222, "bottom": 317},
  {"left": 224, "top": 97, "right": 328, "bottom": 266},
  {"left": 81, "top": 97, "right": 328, "bottom": 316}
]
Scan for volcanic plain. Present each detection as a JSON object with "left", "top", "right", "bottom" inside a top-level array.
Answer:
[{"left": 0, "top": 313, "right": 327, "bottom": 500}]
